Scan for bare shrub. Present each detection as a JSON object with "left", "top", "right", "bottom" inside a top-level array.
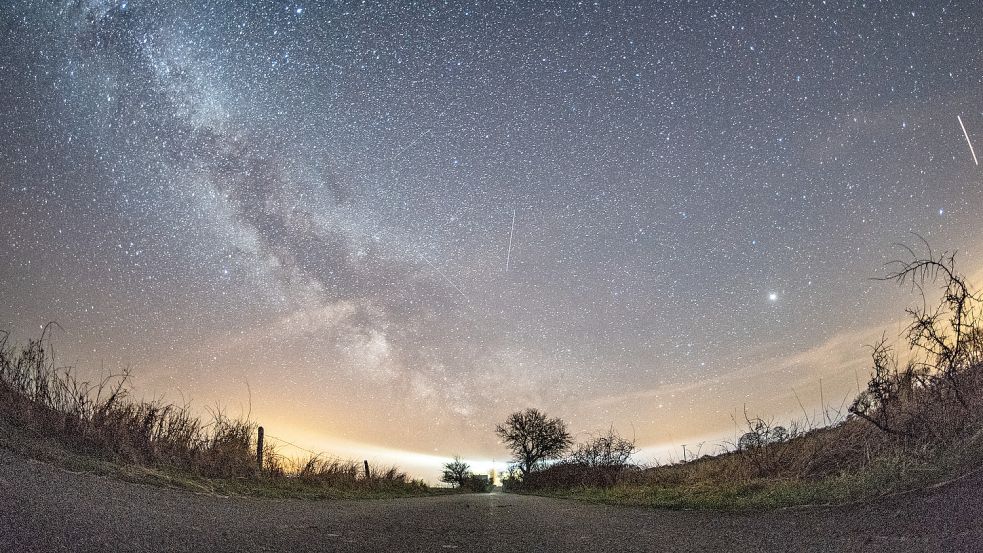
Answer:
[
  {"left": 570, "top": 427, "right": 636, "bottom": 468},
  {"left": 850, "top": 244, "right": 983, "bottom": 446},
  {"left": 512, "top": 242, "right": 983, "bottom": 501},
  {"left": 517, "top": 427, "right": 638, "bottom": 489}
]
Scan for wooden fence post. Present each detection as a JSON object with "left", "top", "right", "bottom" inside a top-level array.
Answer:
[
  {"left": 256, "top": 426, "right": 264, "bottom": 470},
  {"left": 363, "top": 459, "right": 370, "bottom": 479}
]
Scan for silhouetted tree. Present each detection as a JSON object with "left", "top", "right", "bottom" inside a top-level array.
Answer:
[
  {"left": 495, "top": 408, "right": 572, "bottom": 478},
  {"left": 441, "top": 455, "right": 472, "bottom": 487}
]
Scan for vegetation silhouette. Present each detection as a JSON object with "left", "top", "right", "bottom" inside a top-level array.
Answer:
[
  {"left": 500, "top": 242, "right": 983, "bottom": 508},
  {"left": 495, "top": 408, "right": 573, "bottom": 479},
  {"left": 441, "top": 455, "right": 471, "bottom": 487},
  {"left": 0, "top": 326, "right": 426, "bottom": 499}
]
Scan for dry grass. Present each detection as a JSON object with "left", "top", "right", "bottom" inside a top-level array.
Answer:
[
  {"left": 516, "top": 363, "right": 983, "bottom": 509},
  {"left": 0, "top": 326, "right": 427, "bottom": 497},
  {"left": 515, "top": 247, "right": 983, "bottom": 508}
]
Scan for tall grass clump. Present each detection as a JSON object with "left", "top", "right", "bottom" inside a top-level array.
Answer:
[
  {"left": 0, "top": 326, "right": 423, "bottom": 495},
  {"left": 0, "top": 325, "right": 254, "bottom": 477}
]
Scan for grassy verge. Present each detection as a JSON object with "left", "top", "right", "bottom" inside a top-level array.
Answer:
[
  {"left": 514, "top": 422, "right": 983, "bottom": 510},
  {"left": 507, "top": 250, "right": 983, "bottom": 510},
  {"left": 0, "top": 329, "right": 441, "bottom": 500},
  {"left": 508, "top": 410, "right": 983, "bottom": 510},
  {"left": 512, "top": 400, "right": 983, "bottom": 510},
  {"left": 520, "top": 446, "right": 980, "bottom": 510},
  {"left": 0, "top": 418, "right": 450, "bottom": 500}
]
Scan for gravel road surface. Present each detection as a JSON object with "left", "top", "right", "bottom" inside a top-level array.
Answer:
[{"left": 1, "top": 447, "right": 979, "bottom": 552}]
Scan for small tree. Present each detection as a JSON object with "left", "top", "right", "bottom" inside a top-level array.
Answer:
[
  {"left": 441, "top": 455, "right": 472, "bottom": 487},
  {"left": 495, "top": 408, "right": 572, "bottom": 478}
]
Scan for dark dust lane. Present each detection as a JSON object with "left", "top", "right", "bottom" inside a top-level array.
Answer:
[{"left": 0, "top": 448, "right": 979, "bottom": 553}]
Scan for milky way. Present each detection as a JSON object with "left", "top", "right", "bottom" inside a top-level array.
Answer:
[{"left": 2, "top": 1, "right": 982, "bottom": 475}]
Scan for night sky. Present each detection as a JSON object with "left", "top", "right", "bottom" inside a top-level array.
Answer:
[{"left": 2, "top": 1, "right": 982, "bottom": 477}]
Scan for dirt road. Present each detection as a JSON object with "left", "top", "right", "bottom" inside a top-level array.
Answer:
[{"left": 0, "top": 447, "right": 979, "bottom": 552}]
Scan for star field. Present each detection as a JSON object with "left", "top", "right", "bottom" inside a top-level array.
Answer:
[{"left": 1, "top": 1, "right": 982, "bottom": 471}]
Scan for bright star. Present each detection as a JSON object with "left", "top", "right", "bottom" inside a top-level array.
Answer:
[{"left": 768, "top": 293, "right": 778, "bottom": 302}]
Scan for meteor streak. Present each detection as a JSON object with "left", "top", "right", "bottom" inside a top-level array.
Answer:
[
  {"left": 421, "top": 255, "right": 469, "bottom": 301},
  {"left": 505, "top": 208, "right": 516, "bottom": 272},
  {"left": 958, "top": 115, "right": 979, "bottom": 166},
  {"left": 393, "top": 129, "right": 432, "bottom": 162}
]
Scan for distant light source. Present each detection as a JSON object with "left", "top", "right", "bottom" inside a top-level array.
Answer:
[{"left": 768, "top": 292, "right": 778, "bottom": 302}]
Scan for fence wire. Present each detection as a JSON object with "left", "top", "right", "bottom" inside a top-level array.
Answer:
[{"left": 262, "top": 432, "right": 357, "bottom": 465}]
